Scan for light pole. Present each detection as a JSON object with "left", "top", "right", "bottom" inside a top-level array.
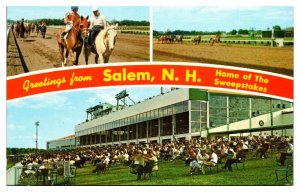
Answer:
[{"left": 35, "top": 121, "right": 39, "bottom": 153}]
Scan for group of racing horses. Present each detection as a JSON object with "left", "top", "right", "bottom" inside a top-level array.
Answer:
[
  {"left": 12, "top": 21, "right": 47, "bottom": 39},
  {"left": 158, "top": 34, "right": 221, "bottom": 46}
]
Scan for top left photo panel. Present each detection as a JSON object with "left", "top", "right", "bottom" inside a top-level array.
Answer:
[{"left": 6, "top": 6, "right": 150, "bottom": 77}]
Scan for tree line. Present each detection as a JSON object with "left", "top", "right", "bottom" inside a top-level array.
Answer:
[
  {"left": 7, "top": 148, "right": 46, "bottom": 156},
  {"left": 154, "top": 25, "right": 294, "bottom": 36},
  {"left": 9, "top": 18, "right": 149, "bottom": 26}
]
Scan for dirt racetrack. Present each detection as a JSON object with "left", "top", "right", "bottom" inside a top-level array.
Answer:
[
  {"left": 154, "top": 41, "right": 293, "bottom": 76},
  {"left": 7, "top": 27, "right": 149, "bottom": 76}
]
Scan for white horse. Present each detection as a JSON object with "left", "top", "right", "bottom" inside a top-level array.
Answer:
[{"left": 94, "top": 23, "right": 118, "bottom": 63}]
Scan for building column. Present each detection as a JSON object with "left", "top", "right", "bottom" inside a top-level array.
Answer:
[
  {"left": 127, "top": 125, "right": 129, "bottom": 145},
  {"left": 188, "top": 100, "right": 192, "bottom": 141},
  {"left": 158, "top": 118, "right": 161, "bottom": 144},
  {"left": 136, "top": 124, "right": 139, "bottom": 144},
  {"left": 172, "top": 114, "right": 176, "bottom": 142},
  {"left": 146, "top": 121, "right": 149, "bottom": 143},
  {"left": 207, "top": 95, "right": 210, "bottom": 139},
  {"left": 99, "top": 132, "right": 102, "bottom": 145},
  {"left": 105, "top": 131, "right": 107, "bottom": 145},
  {"left": 226, "top": 96, "right": 229, "bottom": 131},
  {"left": 270, "top": 99, "right": 274, "bottom": 136},
  {"left": 118, "top": 128, "right": 121, "bottom": 145}
]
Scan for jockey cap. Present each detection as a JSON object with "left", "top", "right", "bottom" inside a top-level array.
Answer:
[
  {"left": 71, "top": 6, "right": 79, "bottom": 10},
  {"left": 92, "top": 6, "right": 99, "bottom": 12}
]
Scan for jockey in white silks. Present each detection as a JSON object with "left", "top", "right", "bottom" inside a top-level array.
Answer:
[{"left": 89, "top": 6, "right": 107, "bottom": 47}]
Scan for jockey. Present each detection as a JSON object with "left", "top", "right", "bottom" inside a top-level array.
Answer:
[
  {"left": 41, "top": 20, "right": 46, "bottom": 27},
  {"left": 61, "top": 6, "right": 80, "bottom": 39},
  {"left": 89, "top": 6, "right": 107, "bottom": 46}
]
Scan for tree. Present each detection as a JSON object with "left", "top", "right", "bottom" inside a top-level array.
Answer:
[
  {"left": 238, "top": 29, "right": 249, "bottom": 35},
  {"left": 230, "top": 29, "right": 237, "bottom": 35},
  {"left": 273, "top": 25, "right": 282, "bottom": 31}
]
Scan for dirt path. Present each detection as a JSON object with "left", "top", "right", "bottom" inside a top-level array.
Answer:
[
  {"left": 7, "top": 28, "right": 149, "bottom": 76},
  {"left": 154, "top": 42, "right": 293, "bottom": 76},
  {"left": 6, "top": 31, "right": 25, "bottom": 76}
]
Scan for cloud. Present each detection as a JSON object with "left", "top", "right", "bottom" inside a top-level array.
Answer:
[
  {"left": 7, "top": 123, "right": 25, "bottom": 130},
  {"left": 7, "top": 93, "right": 72, "bottom": 109}
]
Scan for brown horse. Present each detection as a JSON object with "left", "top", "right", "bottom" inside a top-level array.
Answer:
[
  {"left": 40, "top": 25, "right": 47, "bottom": 38},
  {"left": 30, "top": 22, "right": 35, "bottom": 33},
  {"left": 193, "top": 35, "right": 201, "bottom": 45},
  {"left": 56, "top": 16, "right": 89, "bottom": 67},
  {"left": 158, "top": 35, "right": 172, "bottom": 44},
  {"left": 35, "top": 23, "right": 40, "bottom": 36},
  {"left": 14, "top": 22, "right": 20, "bottom": 38},
  {"left": 210, "top": 34, "right": 221, "bottom": 46},
  {"left": 24, "top": 22, "right": 31, "bottom": 37}
]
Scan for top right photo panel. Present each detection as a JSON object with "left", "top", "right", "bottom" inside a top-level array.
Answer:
[{"left": 153, "top": 6, "right": 293, "bottom": 76}]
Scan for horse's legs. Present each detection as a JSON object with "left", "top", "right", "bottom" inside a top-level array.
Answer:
[
  {"left": 98, "top": 54, "right": 104, "bottom": 64},
  {"left": 104, "top": 54, "right": 110, "bottom": 63},
  {"left": 75, "top": 50, "right": 81, "bottom": 66},
  {"left": 84, "top": 46, "right": 90, "bottom": 65},
  {"left": 58, "top": 44, "right": 65, "bottom": 67},
  {"left": 95, "top": 54, "right": 99, "bottom": 64},
  {"left": 67, "top": 48, "right": 76, "bottom": 65}
]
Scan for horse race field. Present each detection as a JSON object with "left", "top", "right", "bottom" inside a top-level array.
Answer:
[
  {"left": 7, "top": 27, "right": 149, "bottom": 76},
  {"left": 153, "top": 41, "right": 293, "bottom": 76}
]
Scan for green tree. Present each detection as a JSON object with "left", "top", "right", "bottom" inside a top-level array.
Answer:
[
  {"left": 230, "top": 29, "right": 237, "bottom": 35},
  {"left": 273, "top": 25, "right": 282, "bottom": 31}
]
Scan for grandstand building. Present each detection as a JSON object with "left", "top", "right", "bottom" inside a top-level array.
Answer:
[
  {"left": 74, "top": 88, "right": 293, "bottom": 147},
  {"left": 47, "top": 135, "right": 76, "bottom": 150}
]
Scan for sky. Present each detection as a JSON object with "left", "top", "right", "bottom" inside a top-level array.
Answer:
[
  {"left": 6, "top": 87, "right": 170, "bottom": 149},
  {"left": 153, "top": 6, "right": 294, "bottom": 32},
  {"left": 7, "top": 6, "right": 149, "bottom": 21}
]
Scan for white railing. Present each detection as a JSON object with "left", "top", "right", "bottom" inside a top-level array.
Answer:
[{"left": 6, "top": 162, "right": 23, "bottom": 186}]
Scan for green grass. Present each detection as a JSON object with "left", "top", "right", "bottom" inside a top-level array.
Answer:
[
  {"left": 17, "top": 153, "right": 293, "bottom": 186},
  {"left": 7, "top": 162, "right": 16, "bottom": 170}
]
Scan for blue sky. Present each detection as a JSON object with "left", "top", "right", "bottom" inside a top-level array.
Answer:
[
  {"left": 7, "top": 87, "right": 167, "bottom": 149},
  {"left": 7, "top": 6, "right": 149, "bottom": 21},
  {"left": 153, "top": 6, "right": 294, "bottom": 32}
]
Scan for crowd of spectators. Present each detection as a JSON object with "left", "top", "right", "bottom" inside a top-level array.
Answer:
[{"left": 17, "top": 134, "right": 293, "bottom": 179}]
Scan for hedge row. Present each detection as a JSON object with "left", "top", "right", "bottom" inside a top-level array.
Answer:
[{"left": 120, "top": 30, "right": 149, "bottom": 35}]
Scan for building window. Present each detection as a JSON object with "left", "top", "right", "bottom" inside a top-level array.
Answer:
[
  {"left": 149, "top": 119, "right": 159, "bottom": 137},
  {"left": 209, "top": 95, "right": 228, "bottom": 127},
  {"left": 229, "top": 96, "right": 249, "bottom": 123},
  {"left": 161, "top": 115, "right": 172, "bottom": 136},
  {"left": 175, "top": 112, "right": 189, "bottom": 134}
]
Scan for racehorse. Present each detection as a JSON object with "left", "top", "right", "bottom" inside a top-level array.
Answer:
[
  {"left": 40, "top": 25, "right": 47, "bottom": 38},
  {"left": 57, "top": 16, "right": 89, "bottom": 67},
  {"left": 158, "top": 35, "right": 172, "bottom": 44},
  {"left": 14, "top": 22, "right": 20, "bottom": 38},
  {"left": 209, "top": 34, "right": 221, "bottom": 46},
  {"left": 19, "top": 21, "right": 26, "bottom": 40},
  {"left": 87, "top": 23, "right": 118, "bottom": 64},
  {"left": 30, "top": 22, "right": 35, "bottom": 33},
  {"left": 193, "top": 35, "right": 201, "bottom": 45},
  {"left": 174, "top": 35, "right": 183, "bottom": 43},
  {"left": 34, "top": 23, "right": 40, "bottom": 36},
  {"left": 158, "top": 35, "right": 167, "bottom": 44},
  {"left": 24, "top": 22, "right": 31, "bottom": 37}
]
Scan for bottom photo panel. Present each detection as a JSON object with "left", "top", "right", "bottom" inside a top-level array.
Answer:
[{"left": 6, "top": 87, "right": 293, "bottom": 186}]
